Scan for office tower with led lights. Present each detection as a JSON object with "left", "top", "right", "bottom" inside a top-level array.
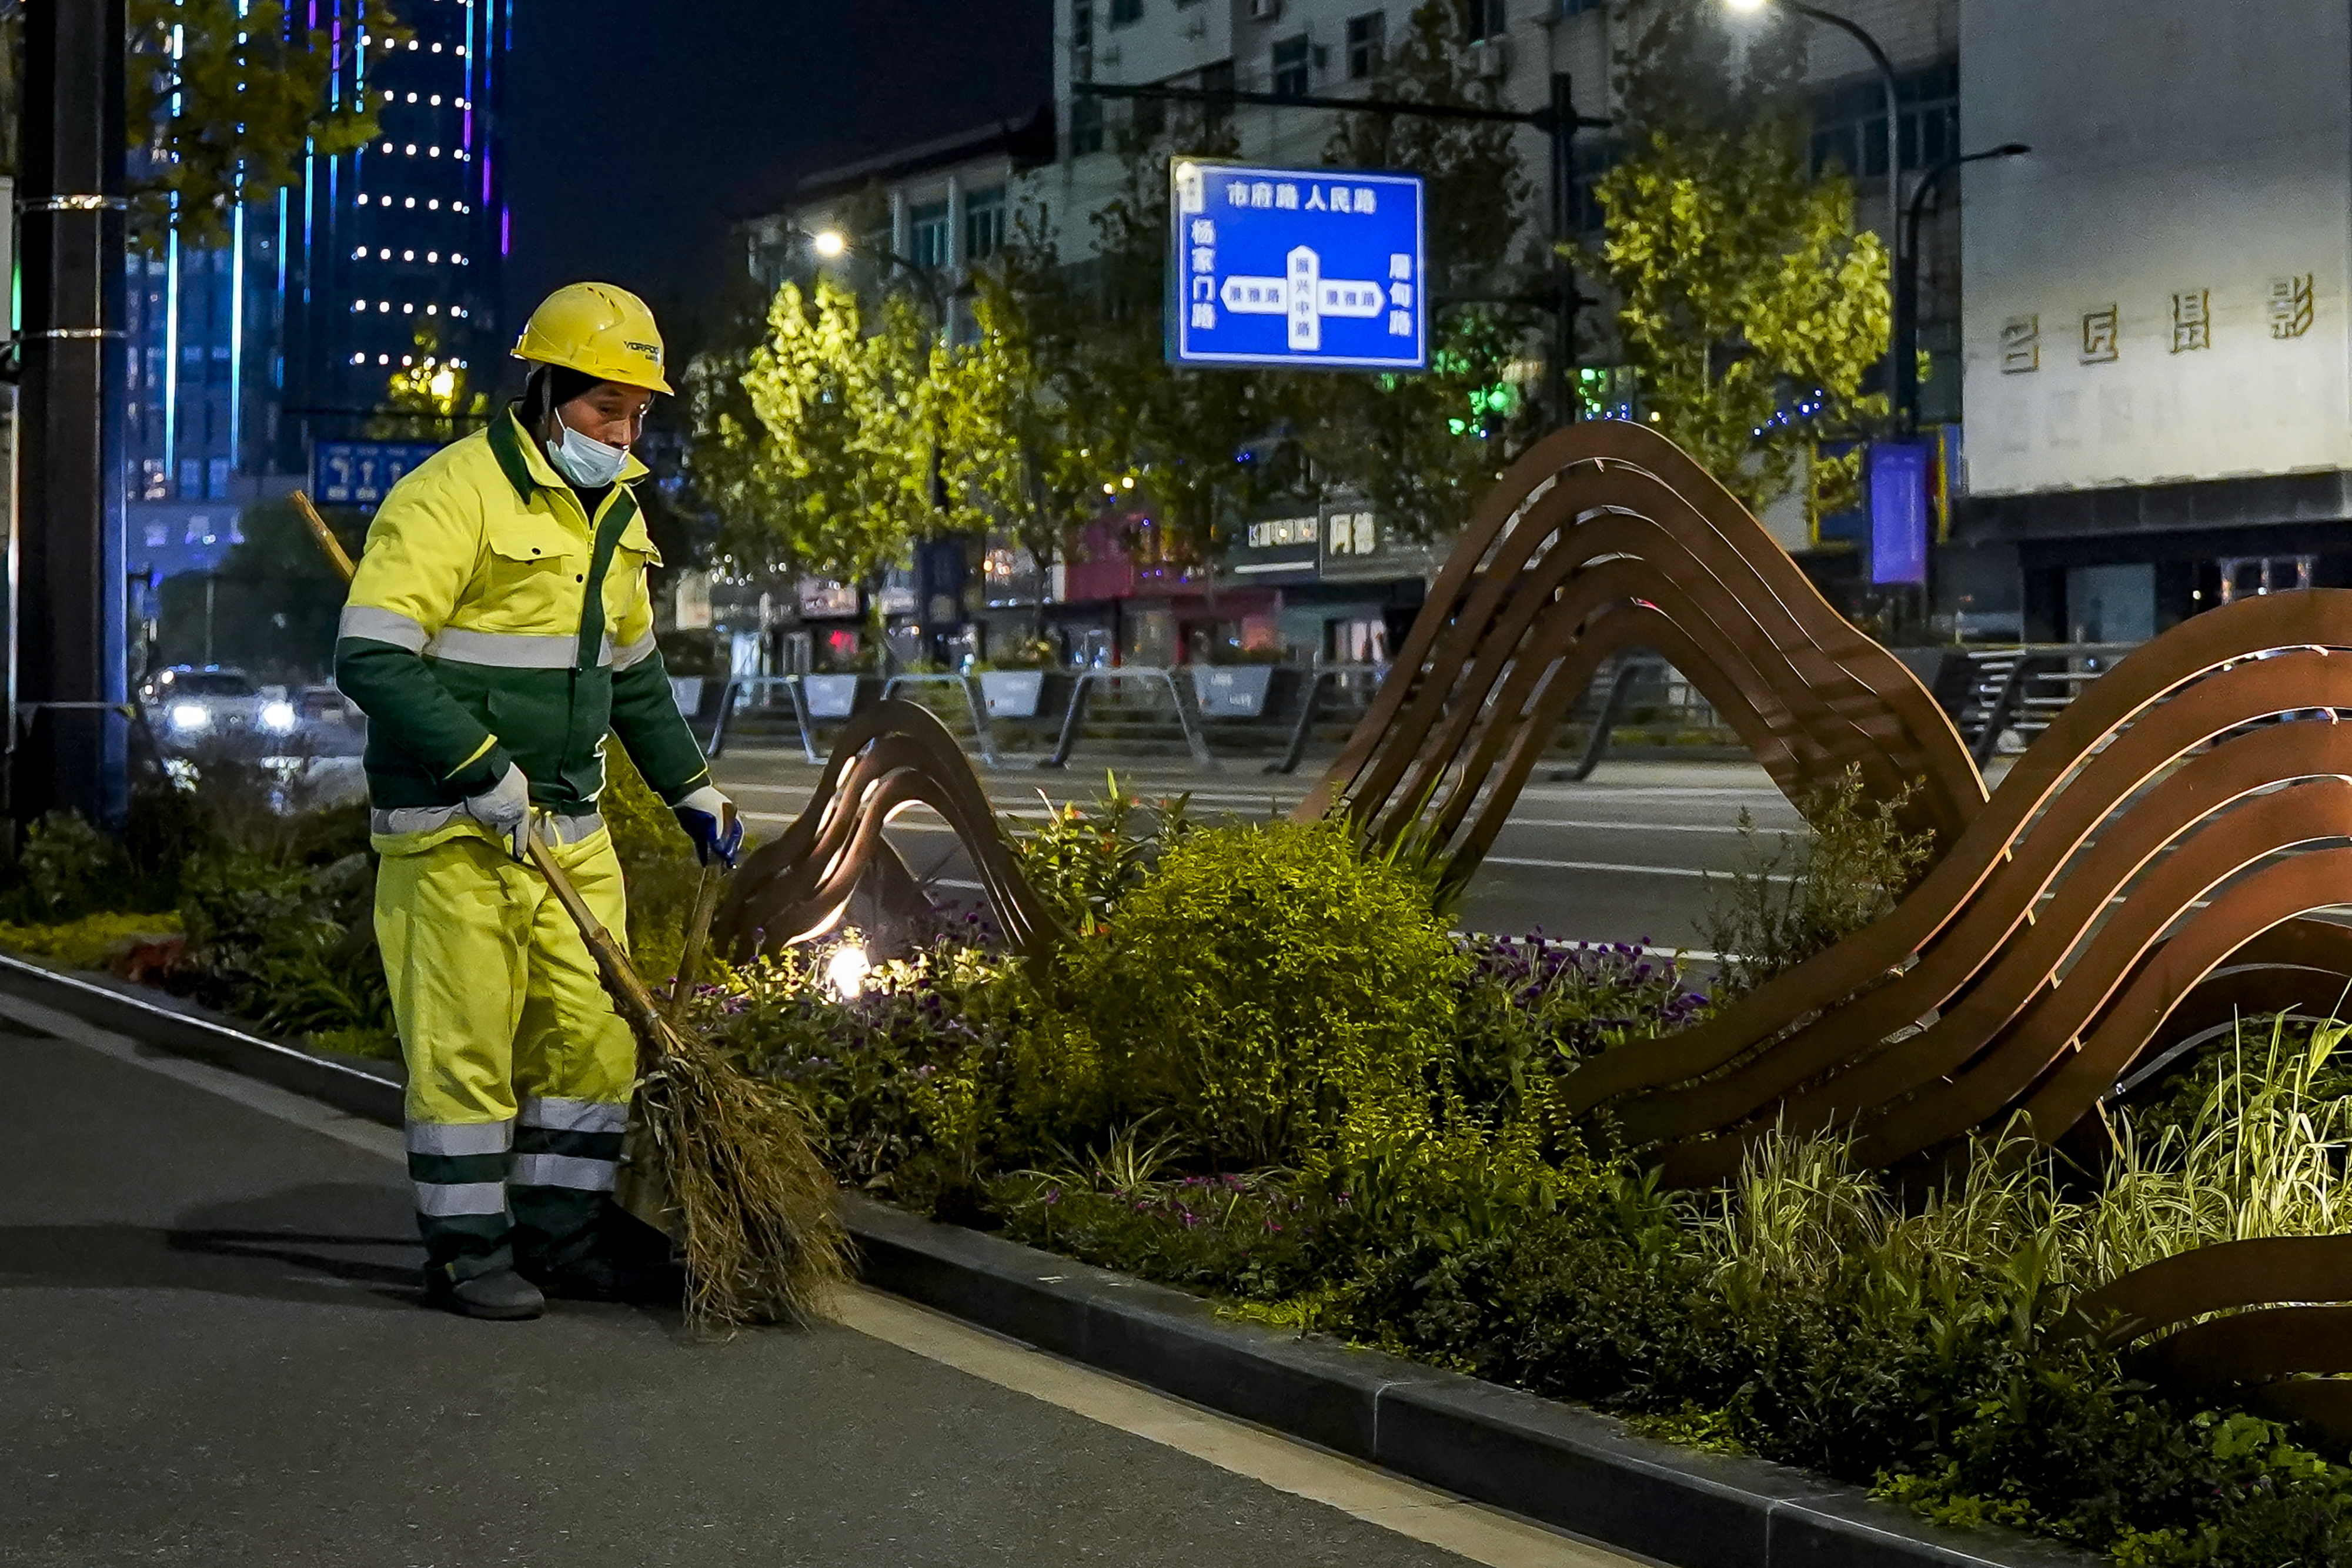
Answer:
[
  {"left": 300, "top": 0, "right": 508, "bottom": 425},
  {"left": 121, "top": 0, "right": 509, "bottom": 562}
]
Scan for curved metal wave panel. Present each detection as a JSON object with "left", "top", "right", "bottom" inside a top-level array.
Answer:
[
  {"left": 1559, "top": 590, "right": 2352, "bottom": 1182},
  {"left": 1292, "top": 419, "right": 1987, "bottom": 878},
  {"left": 713, "top": 699, "right": 1062, "bottom": 964},
  {"left": 2069, "top": 1235, "right": 2352, "bottom": 1442}
]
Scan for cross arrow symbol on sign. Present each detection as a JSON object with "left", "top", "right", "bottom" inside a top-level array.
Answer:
[{"left": 1218, "top": 245, "right": 1387, "bottom": 351}]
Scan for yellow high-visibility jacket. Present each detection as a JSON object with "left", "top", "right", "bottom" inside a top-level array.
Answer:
[{"left": 333, "top": 407, "right": 709, "bottom": 828}]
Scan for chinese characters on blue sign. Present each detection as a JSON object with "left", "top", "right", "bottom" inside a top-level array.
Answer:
[
  {"left": 1168, "top": 161, "right": 1428, "bottom": 372},
  {"left": 311, "top": 441, "right": 443, "bottom": 509}
]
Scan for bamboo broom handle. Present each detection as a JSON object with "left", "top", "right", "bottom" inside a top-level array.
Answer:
[
  {"left": 668, "top": 862, "right": 726, "bottom": 1028},
  {"left": 290, "top": 491, "right": 358, "bottom": 581},
  {"left": 524, "top": 833, "right": 673, "bottom": 1048},
  {"left": 295, "top": 489, "right": 676, "bottom": 1057}
]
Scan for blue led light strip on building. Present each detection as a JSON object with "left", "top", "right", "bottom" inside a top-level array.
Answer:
[
  {"left": 162, "top": 211, "right": 180, "bottom": 489},
  {"left": 161, "top": 22, "right": 185, "bottom": 490},
  {"left": 229, "top": 191, "right": 246, "bottom": 469}
]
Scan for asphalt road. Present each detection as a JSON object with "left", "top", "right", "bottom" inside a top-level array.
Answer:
[
  {"left": 0, "top": 998, "right": 1642, "bottom": 1568},
  {"left": 710, "top": 748, "right": 1814, "bottom": 955}
]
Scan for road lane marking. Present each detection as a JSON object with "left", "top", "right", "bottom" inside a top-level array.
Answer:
[
  {"left": 1476, "top": 855, "right": 1788, "bottom": 881},
  {"left": 1486, "top": 860, "right": 1731, "bottom": 884},
  {"left": 837, "top": 1288, "right": 1658, "bottom": 1568},
  {"left": 739, "top": 797, "right": 1790, "bottom": 839},
  {"left": 737, "top": 813, "right": 1782, "bottom": 885},
  {"left": 1490, "top": 820, "right": 1795, "bottom": 835}
]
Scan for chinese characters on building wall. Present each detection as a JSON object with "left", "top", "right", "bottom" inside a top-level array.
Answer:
[{"left": 1998, "top": 275, "right": 2318, "bottom": 370}]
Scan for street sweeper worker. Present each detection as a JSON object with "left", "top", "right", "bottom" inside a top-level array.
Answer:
[{"left": 334, "top": 282, "right": 744, "bottom": 1321}]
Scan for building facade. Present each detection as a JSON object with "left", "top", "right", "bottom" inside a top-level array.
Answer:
[
  {"left": 1955, "top": 0, "right": 2352, "bottom": 644},
  {"left": 122, "top": 0, "right": 510, "bottom": 550},
  {"left": 741, "top": 108, "right": 1058, "bottom": 345}
]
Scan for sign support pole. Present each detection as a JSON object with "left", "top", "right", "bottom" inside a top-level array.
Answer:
[{"left": 1548, "top": 73, "right": 1576, "bottom": 426}]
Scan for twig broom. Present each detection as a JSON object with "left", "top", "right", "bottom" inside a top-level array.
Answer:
[{"left": 295, "top": 491, "right": 847, "bottom": 1332}]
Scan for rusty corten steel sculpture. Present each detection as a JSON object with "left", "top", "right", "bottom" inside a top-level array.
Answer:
[
  {"left": 713, "top": 700, "right": 1061, "bottom": 964},
  {"left": 2066, "top": 1236, "right": 2352, "bottom": 1442},
  {"left": 1561, "top": 598, "right": 2352, "bottom": 1186},
  {"left": 1292, "top": 418, "right": 1990, "bottom": 878},
  {"left": 1282, "top": 417, "right": 2352, "bottom": 1176}
]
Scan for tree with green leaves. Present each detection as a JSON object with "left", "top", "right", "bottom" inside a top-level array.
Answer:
[
  {"left": 1589, "top": 1, "right": 1891, "bottom": 521},
  {"left": 934, "top": 264, "right": 1102, "bottom": 637},
  {"left": 1297, "top": 0, "right": 1542, "bottom": 542},
  {"left": 1, "top": 1, "right": 405, "bottom": 255},
  {"left": 705, "top": 276, "right": 946, "bottom": 588},
  {"left": 368, "top": 324, "right": 489, "bottom": 443}
]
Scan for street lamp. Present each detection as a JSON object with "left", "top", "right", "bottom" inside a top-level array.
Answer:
[
  {"left": 797, "top": 225, "right": 948, "bottom": 319},
  {"left": 1895, "top": 142, "right": 2030, "bottom": 433},
  {"left": 1723, "top": 0, "right": 1904, "bottom": 377}
]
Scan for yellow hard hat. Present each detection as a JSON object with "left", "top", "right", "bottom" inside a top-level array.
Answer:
[{"left": 510, "top": 281, "right": 672, "bottom": 394}]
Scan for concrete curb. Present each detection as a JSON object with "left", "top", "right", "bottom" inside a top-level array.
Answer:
[
  {"left": 0, "top": 951, "right": 405, "bottom": 1123},
  {"left": 1, "top": 953, "right": 2096, "bottom": 1568}
]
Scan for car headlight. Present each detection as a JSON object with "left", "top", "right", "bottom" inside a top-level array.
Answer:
[
  {"left": 260, "top": 701, "right": 298, "bottom": 734},
  {"left": 169, "top": 703, "right": 211, "bottom": 731}
]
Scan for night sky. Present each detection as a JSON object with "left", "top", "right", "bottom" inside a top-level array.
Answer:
[{"left": 500, "top": 0, "right": 1052, "bottom": 366}]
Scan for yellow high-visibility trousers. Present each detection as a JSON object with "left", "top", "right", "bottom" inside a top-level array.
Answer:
[{"left": 374, "top": 823, "right": 637, "bottom": 1282}]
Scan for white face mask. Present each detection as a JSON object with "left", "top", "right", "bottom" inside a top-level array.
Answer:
[{"left": 545, "top": 409, "right": 629, "bottom": 488}]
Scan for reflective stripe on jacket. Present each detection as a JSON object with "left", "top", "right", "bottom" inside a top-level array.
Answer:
[{"left": 333, "top": 407, "right": 709, "bottom": 816}]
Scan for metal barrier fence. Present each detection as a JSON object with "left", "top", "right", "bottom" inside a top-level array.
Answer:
[
  {"left": 1935, "top": 643, "right": 2143, "bottom": 765},
  {"left": 1267, "top": 663, "right": 1387, "bottom": 775},
  {"left": 878, "top": 672, "right": 998, "bottom": 768},
  {"left": 1045, "top": 667, "right": 1214, "bottom": 771},
  {"left": 702, "top": 675, "right": 818, "bottom": 764}
]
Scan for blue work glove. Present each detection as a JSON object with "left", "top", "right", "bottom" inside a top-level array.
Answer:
[
  {"left": 464, "top": 763, "right": 533, "bottom": 860},
  {"left": 674, "top": 784, "right": 743, "bottom": 868}
]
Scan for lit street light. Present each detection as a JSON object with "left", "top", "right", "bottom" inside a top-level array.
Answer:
[{"left": 796, "top": 225, "right": 947, "bottom": 319}]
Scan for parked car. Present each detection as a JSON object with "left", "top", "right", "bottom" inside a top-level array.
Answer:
[{"left": 138, "top": 666, "right": 300, "bottom": 743}]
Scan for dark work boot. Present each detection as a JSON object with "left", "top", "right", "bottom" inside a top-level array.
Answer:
[
  {"left": 516, "top": 1193, "right": 683, "bottom": 1305},
  {"left": 425, "top": 1263, "right": 546, "bottom": 1321}
]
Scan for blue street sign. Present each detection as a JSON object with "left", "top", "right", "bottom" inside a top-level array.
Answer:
[
  {"left": 1167, "top": 160, "right": 1427, "bottom": 372},
  {"left": 311, "top": 440, "right": 445, "bottom": 510}
]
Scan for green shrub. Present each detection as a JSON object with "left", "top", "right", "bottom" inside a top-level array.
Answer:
[
  {"left": 600, "top": 743, "right": 704, "bottom": 985},
  {"left": 0, "top": 910, "right": 182, "bottom": 970},
  {"left": 1077, "top": 817, "right": 1469, "bottom": 1169},
  {"left": 10, "top": 811, "right": 132, "bottom": 922},
  {"left": 994, "top": 1165, "right": 1334, "bottom": 1302},
  {"left": 176, "top": 848, "right": 390, "bottom": 1043},
  {"left": 1699, "top": 765, "right": 1935, "bottom": 999},
  {"left": 1005, "top": 773, "right": 1194, "bottom": 934}
]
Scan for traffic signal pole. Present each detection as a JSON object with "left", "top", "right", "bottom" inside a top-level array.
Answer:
[
  {"left": 1074, "top": 76, "right": 1609, "bottom": 427},
  {"left": 16, "top": 0, "right": 131, "bottom": 829}
]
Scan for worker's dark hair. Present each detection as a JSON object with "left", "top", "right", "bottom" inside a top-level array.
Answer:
[{"left": 522, "top": 363, "right": 606, "bottom": 429}]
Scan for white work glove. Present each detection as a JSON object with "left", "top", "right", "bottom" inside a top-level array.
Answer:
[
  {"left": 464, "top": 763, "right": 533, "bottom": 860},
  {"left": 673, "top": 784, "right": 743, "bottom": 868}
]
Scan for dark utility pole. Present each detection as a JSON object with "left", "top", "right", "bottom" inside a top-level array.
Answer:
[
  {"left": 1073, "top": 77, "right": 1610, "bottom": 428},
  {"left": 18, "top": 0, "right": 131, "bottom": 828}
]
